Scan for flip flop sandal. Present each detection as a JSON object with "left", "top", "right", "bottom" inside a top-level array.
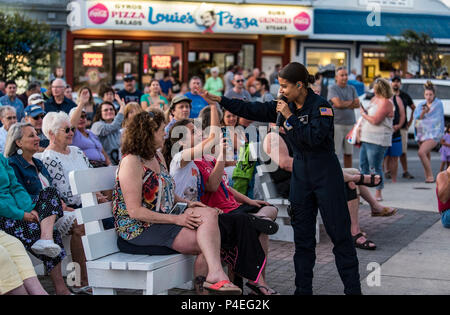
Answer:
[
  {"left": 204, "top": 280, "right": 242, "bottom": 295},
  {"left": 353, "top": 233, "right": 377, "bottom": 251},
  {"left": 355, "top": 174, "right": 382, "bottom": 187},
  {"left": 371, "top": 207, "right": 397, "bottom": 217},
  {"left": 70, "top": 286, "right": 93, "bottom": 295},
  {"left": 245, "top": 282, "right": 280, "bottom": 295},
  {"left": 247, "top": 214, "right": 279, "bottom": 235}
]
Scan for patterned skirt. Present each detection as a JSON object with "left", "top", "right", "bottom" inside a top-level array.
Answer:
[{"left": 0, "top": 187, "right": 66, "bottom": 272}]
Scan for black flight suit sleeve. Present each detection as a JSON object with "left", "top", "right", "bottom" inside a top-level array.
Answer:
[
  {"left": 219, "top": 97, "right": 278, "bottom": 123},
  {"left": 286, "top": 103, "right": 334, "bottom": 149}
]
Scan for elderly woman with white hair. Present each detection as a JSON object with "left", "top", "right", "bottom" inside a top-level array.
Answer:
[
  {"left": 0, "top": 105, "right": 17, "bottom": 154},
  {"left": 3, "top": 122, "right": 72, "bottom": 295},
  {"left": 40, "top": 111, "right": 107, "bottom": 294},
  {"left": 204, "top": 67, "right": 224, "bottom": 97}
]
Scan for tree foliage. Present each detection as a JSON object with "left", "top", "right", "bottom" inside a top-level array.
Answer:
[
  {"left": 385, "top": 30, "right": 443, "bottom": 78},
  {"left": 0, "top": 12, "right": 60, "bottom": 82}
]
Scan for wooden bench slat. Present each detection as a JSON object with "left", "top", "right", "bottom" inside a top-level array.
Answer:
[
  {"left": 127, "top": 254, "right": 192, "bottom": 271},
  {"left": 82, "top": 229, "right": 119, "bottom": 261},
  {"left": 69, "top": 166, "right": 117, "bottom": 195},
  {"left": 75, "top": 202, "right": 113, "bottom": 225}
]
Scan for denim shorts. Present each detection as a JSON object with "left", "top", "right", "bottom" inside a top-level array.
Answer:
[
  {"left": 385, "top": 137, "right": 402, "bottom": 157},
  {"left": 442, "top": 210, "right": 450, "bottom": 229}
]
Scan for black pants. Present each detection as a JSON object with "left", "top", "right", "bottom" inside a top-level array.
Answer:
[{"left": 290, "top": 154, "right": 361, "bottom": 295}]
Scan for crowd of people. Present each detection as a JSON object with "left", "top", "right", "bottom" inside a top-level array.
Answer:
[{"left": 0, "top": 61, "right": 449, "bottom": 296}]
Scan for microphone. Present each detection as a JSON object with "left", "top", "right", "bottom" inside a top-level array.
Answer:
[{"left": 276, "top": 96, "right": 288, "bottom": 127}]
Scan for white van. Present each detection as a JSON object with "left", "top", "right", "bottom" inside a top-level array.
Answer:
[{"left": 357, "top": 79, "right": 450, "bottom": 137}]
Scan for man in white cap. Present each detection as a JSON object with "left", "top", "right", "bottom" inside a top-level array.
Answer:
[
  {"left": 204, "top": 67, "right": 224, "bottom": 97},
  {"left": 28, "top": 93, "right": 45, "bottom": 109}
]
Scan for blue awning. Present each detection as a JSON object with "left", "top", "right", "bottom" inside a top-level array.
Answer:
[{"left": 314, "top": 9, "right": 450, "bottom": 39}]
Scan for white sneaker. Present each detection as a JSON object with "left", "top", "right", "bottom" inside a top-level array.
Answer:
[
  {"left": 31, "top": 239, "right": 62, "bottom": 258},
  {"left": 54, "top": 212, "right": 77, "bottom": 237}
]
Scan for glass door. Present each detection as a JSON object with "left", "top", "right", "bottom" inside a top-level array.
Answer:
[{"left": 114, "top": 51, "right": 140, "bottom": 89}]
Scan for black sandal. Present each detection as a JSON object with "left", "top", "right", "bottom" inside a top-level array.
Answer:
[
  {"left": 353, "top": 233, "right": 377, "bottom": 251},
  {"left": 246, "top": 214, "right": 279, "bottom": 235},
  {"left": 245, "top": 282, "right": 280, "bottom": 295},
  {"left": 355, "top": 174, "right": 381, "bottom": 187}
]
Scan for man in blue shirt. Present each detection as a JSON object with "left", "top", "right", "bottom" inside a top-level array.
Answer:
[
  {"left": 44, "top": 79, "right": 77, "bottom": 114},
  {"left": 185, "top": 76, "right": 209, "bottom": 118},
  {"left": 117, "top": 74, "right": 143, "bottom": 105},
  {"left": 0, "top": 81, "right": 25, "bottom": 122}
]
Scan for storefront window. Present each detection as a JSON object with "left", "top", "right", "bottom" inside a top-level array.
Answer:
[
  {"left": 239, "top": 44, "right": 256, "bottom": 72},
  {"left": 142, "top": 42, "right": 182, "bottom": 86},
  {"left": 305, "top": 49, "right": 348, "bottom": 75},
  {"left": 440, "top": 53, "right": 450, "bottom": 78},
  {"left": 73, "top": 39, "right": 112, "bottom": 95},
  {"left": 363, "top": 51, "right": 401, "bottom": 83}
]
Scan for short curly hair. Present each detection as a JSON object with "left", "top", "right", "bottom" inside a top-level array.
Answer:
[{"left": 121, "top": 109, "right": 165, "bottom": 160}]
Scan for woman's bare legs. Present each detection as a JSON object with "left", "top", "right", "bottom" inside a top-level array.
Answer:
[
  {"left": 247, "top": 206, "right": 277, "bottom": 294},
  {"left": 5, "top": 277, "right": 48, "bottom": 295},
  {"left": 388, "top": 156, "right": 399, "bottom": 183},
  {"left": 23, "top": 277, "right": 48, "bottom": 295},
  {"left": 39, "top": 215, "right": 57, "bottom": 241},
  {"left": 418, "top": 140, "right": 438, "bottom": 181},
  {"left": 172, "top": 207, "right": 237, "bottom": 289},
  {"left": 70, "top": 222, "right": 88, "bottom": 288},
  {"left": 50, "top": 263, "right": 71, "bottom": 295},
  {"left": 359, "top": 185, "right": 396, "bottom": 214}
]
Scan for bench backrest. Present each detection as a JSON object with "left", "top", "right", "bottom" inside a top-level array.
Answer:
[{"left": 69, "top": 166, "right": 118, "bottom": 261}]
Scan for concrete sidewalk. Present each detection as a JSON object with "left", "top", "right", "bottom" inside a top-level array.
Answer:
[
  {"left": 361, "top": 221, "right": 450, "bottom": 295},
  {"left": 37, "top": 176, "right": 448, "bottom": 295}
]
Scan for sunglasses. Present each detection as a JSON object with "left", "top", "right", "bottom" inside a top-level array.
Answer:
[
  {"left": 32, "top": 114, "right": 45, "bottom": 120},
  {"left": 236, "top": 80, "right": 244, "bottom": 83},
  {"left": 80, "top": 114, "right": 87, "bottom": 119},
  {"left": 61, "top": 127, "right": 76, "bottom": 134},
  {"left": 6, "top": 116, "right": 17, "bottom": 120}
]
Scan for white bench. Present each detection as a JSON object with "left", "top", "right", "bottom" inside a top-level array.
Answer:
[
  {"left": 250, "top": 142, "right": 321, "bottom": 243},
  {"left": 68, "top": 166, "right": 195, "bottom": 295}
]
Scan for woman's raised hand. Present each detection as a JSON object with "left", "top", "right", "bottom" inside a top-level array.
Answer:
[{"left": 79, "top": 89, "right": 90, "bottom": 106}]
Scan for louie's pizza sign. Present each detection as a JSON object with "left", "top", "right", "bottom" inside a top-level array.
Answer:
[{"left": 80, "top": 1, "right": 313, "bottom": 35}]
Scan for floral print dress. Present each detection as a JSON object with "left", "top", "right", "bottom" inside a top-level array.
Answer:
[{"left": 113, "top": 154, "right": 175, "bottom": 241}]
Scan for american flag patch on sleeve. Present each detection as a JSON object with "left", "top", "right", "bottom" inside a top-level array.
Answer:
[{"left": 320, "top": 107, "right": 333, "bottom": 117}]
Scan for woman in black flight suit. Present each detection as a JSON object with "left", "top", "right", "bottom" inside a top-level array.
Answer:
[{"left": 201, "top": 62, "right": 361, "bottom": 295}]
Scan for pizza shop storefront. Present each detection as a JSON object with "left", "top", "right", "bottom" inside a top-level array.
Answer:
[{"left": 66, "top": 1, "right": 313, "bottom": 94}]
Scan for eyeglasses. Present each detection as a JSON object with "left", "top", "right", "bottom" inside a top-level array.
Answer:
[
  {"left": 32, "top": 115, "right": 45, "bottom": 120},
  {"left": 52, "top": 86, "right": 65, "bottom": 89},
  {"left": 102, "top": 108, "right": 115, "bottom": 113},
  {"left": 6, "top": 116, "right": 17, "bottom": 120},
  {"left": 61, "top": 127, "right": 76, "bottom": 134}
]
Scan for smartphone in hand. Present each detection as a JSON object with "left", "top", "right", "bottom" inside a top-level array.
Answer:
[{"left": 360, "top": 103, "right": 368, "bottom": 114}]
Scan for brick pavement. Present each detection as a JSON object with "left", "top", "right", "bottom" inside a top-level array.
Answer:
[{"left": 38, "top": 205, "right": 439, "bottom": 295}]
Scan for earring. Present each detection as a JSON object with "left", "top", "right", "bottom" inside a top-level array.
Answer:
[{"left": 17, "top": 148, "right": 23, "bottom": 155}]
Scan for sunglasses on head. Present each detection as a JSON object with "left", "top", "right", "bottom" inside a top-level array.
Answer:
[{"left": 61, "top": 127, "right": 76, "bottom": 134}]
